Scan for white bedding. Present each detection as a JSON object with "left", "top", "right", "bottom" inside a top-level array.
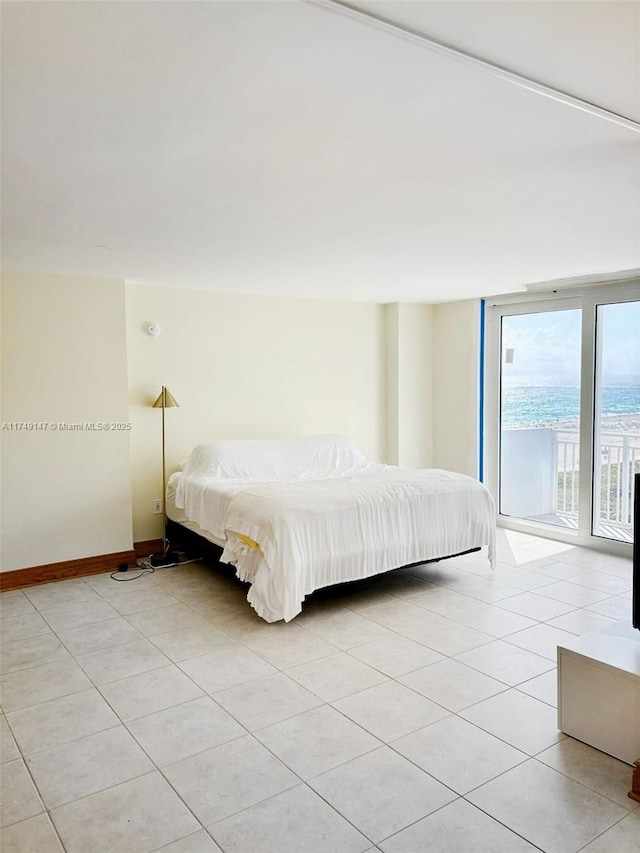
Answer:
[{"left": 171, "top": 440, "right": 495, "bottom": 622}]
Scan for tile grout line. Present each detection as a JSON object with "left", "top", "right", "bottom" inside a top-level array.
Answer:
[{"left": 1, "top": 713, "right": 69, "bottom": 852}]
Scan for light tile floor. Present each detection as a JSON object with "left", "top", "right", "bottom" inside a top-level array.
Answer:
[{"left": 1, "top": 528, "right": 638, "bottom": 852}]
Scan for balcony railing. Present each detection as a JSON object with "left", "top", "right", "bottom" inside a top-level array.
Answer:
[{"left": 555, "top": 430, "right": 640, "bottom": 531}]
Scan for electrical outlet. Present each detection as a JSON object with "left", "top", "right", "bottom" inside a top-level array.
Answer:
[{"left": 153, "top": 499, "right": 162, "bottom": 515}]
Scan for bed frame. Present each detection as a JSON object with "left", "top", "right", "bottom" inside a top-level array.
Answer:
[
  {"left": 167, "top": 519, "right": 225, "bottom": 564},
  {"left": 166, "top": 517, "right": 481, "bottom": 583}
]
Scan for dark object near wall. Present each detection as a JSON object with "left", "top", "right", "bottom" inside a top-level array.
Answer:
[
  {"left": 633, "top": 473, "right": 639, "bottom": 630},
  {"left": 166, "top": 519, "right": 224, "bottom": 564}
]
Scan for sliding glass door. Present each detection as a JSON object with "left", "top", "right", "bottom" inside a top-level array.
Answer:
[
  {"left": 486, "top": 283, "right": 640, "bottom": 549},
  {"left": 499, "top": 307, "right": 582, "bottom": 531},
  {"left": 592, "top": 301, "right": 640, "bottom": 543}
]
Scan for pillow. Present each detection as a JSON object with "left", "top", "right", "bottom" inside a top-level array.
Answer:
[{"left": 182, "top": 434, "right": 368, "bottom": 482}]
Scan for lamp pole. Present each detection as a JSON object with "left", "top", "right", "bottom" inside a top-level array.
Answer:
[
  {"left": 150, "top": 385, "right": 179, "bottom": 567},
  {"left": 161, "top": 387, "right": 168, "bottom": 555}
]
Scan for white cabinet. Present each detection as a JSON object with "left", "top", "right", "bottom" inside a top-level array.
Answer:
[{"left": 558, "top": 622, "right": 640, "bottom": 766}]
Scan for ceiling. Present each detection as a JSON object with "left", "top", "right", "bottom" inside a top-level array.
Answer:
[{"left": 2, "top": 0, "right": 639, "bottom": 303}]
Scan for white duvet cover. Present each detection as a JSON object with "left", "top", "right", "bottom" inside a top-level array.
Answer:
[{"left": 173, "top": 462, "right": 496, "bottom": 622}]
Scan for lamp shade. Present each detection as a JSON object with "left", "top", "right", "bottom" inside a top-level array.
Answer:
[{"left": 152, "top": 386, "right": 179, "bottom": 409}]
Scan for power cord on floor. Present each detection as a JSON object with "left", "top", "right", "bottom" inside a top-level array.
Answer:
[
  {"left": 109, "top": 561, "right": 155, "bottom": 581},
  {"left": 109, "top": 554, "right": 203, "bottom": 581},
  {"left": 137, "top": 555, "right": 203, "bottom": 570}
]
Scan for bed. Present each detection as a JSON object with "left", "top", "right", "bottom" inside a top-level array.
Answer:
[{"left": 167, "top": 434, "right": 496, "bottom": 622}]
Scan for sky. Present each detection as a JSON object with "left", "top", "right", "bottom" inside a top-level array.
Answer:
[{"left": 501, "top": 301, "right": 640, "bottom": 385}]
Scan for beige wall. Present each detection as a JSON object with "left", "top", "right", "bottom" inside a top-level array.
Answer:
[
  {"left": 1, "top": 271, "right": 133, "bottom": 571},
  {"left": 432, "top": 299, "right": 480, "bottom": 477},
  {"left": 126, "top": 284, "right": 386, "bottom": 541},
  {"left": 385, "top": 303, "right": 433, "bottom": 468}
]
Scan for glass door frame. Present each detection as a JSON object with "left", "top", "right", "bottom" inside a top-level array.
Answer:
[{"left": 484, "top": 280, "right": 639, "bottom": 556}]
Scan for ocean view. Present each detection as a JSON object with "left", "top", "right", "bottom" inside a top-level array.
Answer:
[{"left": 501, "top": 381, "right": 640, "bottom": 429}]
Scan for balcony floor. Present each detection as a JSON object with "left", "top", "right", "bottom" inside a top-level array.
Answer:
[{"left": 530, "top": 513, "right": 633, "bottom": 544}]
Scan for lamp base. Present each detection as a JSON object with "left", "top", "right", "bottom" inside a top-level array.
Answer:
[{"left": 149, "top": 551, "right": 181, "bottom": 568}]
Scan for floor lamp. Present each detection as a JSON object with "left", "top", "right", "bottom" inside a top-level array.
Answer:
[{"left": 150, "top": 386, "right": 180, "bottom": 567}]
